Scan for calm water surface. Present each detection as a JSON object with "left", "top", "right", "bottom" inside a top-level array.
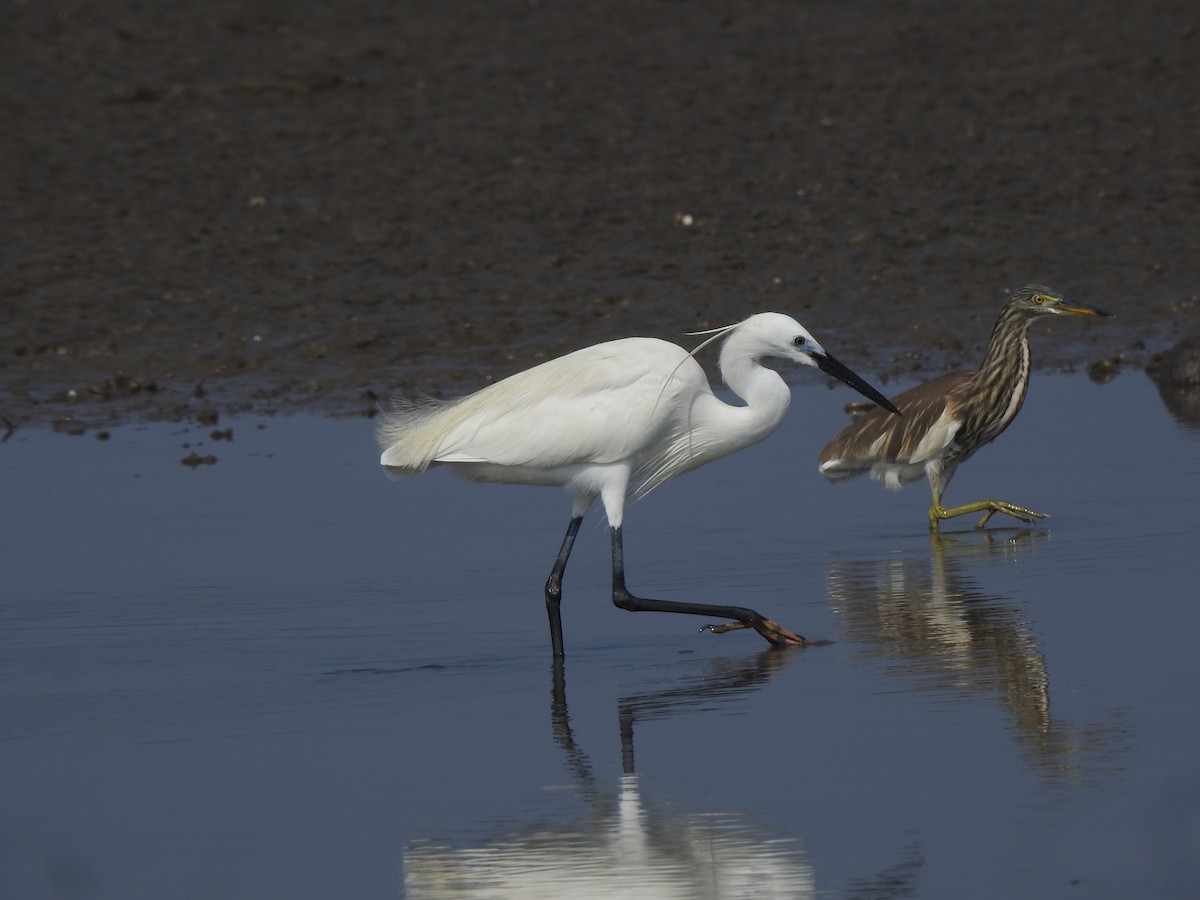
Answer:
[{"left": 2, "top": 372, "right": 1199, "bottom": 899}]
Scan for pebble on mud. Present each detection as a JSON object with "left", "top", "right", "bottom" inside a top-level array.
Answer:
[
  {"left": 1088, "top": 356, "right": 1122, "bottom": 383},
  {"left": 1151, "top": 330, "right": 1200, "bottom": 385},
  {"left": 181, "top": 452, "right": 218, "bottom": 467}
]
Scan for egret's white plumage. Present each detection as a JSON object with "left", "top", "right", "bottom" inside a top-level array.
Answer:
[{"left": 378, "top": 312, "right": 898, "bottom": 655}]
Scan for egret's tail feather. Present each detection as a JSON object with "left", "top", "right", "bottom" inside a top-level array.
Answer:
[{"left": 377, "top": 393, "right": 464, "bottom": 471}]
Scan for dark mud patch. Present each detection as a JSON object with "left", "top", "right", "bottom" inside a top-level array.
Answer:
[{"left": 5, "top": 0, "right": 1197, "bottom": 432}]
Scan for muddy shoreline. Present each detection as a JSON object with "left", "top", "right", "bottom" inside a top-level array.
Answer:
[{"left": 5, "top": 1, "right": 1198, "bottom": 433}]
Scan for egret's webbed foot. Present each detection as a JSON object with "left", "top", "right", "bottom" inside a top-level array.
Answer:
[
  {"left": 701, "top": 617, "right": 807, "bottom": 647},
  {"left": 613, "top": 585, "right": 807, "bottom": 647},
  {"left": 609, "top": 526, "right": 808, "bottom": 648}
]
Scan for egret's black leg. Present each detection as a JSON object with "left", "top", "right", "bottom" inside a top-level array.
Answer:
[
  {"left": 545, "top": 515, "right": 583, "bottom": 658},
  {"left": 607, "top": 526, "right": 806, "bottom": 647}
]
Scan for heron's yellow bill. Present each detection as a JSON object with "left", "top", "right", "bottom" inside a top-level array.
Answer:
[{"left": 1057, "top": 300, "right": 1114, "bottom": 318}]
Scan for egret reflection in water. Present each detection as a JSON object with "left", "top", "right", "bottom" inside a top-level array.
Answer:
[
  {"left": 826, "top": 532, "right": 1122, "bottom": 780},
  {"left": 403, "top": 653, "right": 818, "bottom": 898}
]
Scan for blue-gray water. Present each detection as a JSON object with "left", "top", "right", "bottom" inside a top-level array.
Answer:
[{"left": 2, "top": 371, "right": 1198, "bottom": 898}]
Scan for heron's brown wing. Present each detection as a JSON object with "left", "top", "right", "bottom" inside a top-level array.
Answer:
[{"left": 820, "top": 370, "right": 974, "bottom": 468}]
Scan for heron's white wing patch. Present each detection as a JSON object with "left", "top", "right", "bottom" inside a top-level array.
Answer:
[{"left": 906, "top": 410, "right": 961, "bottom": 464}]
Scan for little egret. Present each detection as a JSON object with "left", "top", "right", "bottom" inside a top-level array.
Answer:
[
  {"left": 378, "top": 313, "right": 898, "bottom": 656},
  {"left": 818, "top": 286, "right": 1113, "bottom": 531}
]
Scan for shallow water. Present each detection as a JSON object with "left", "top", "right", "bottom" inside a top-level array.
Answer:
[{"left": 2, "top": 371, "right": 1199, "bottom": 899}]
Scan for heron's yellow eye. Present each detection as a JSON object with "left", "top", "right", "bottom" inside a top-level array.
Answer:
[{"left": 1034, "top": 295, "right": 1048, "bottom": 305}]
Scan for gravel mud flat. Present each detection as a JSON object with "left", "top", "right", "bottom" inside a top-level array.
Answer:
[{"left": 5, "top": 0, "right": 1197, "bottom": 432}]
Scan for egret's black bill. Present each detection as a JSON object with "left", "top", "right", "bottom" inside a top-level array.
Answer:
[{"left": 815, "top": 353, "right": 900, "bottom": 415}]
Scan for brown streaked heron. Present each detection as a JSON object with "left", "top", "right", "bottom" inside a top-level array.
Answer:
[{"left": 817, "top": 286, "right": 1113, "bottom": 531}]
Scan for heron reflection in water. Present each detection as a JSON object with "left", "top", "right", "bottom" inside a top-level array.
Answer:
[{"left": 826, "top": 532, "right": 1122, "bottom": 778}]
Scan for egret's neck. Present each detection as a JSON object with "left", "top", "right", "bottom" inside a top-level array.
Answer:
[{"left": 714, "top": 331, "right": 792, "bottom": 442}]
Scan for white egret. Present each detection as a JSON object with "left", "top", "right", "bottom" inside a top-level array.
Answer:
[{"left": 378, "top": 313, "right": 898, "bottom": 656}]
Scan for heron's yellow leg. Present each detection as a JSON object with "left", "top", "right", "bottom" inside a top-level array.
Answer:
[{"left": 928, "top": 499, "right": 1048, "bottom": 531}]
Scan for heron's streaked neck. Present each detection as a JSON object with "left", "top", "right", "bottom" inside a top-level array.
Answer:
[
  {"left": 970, "top": 302, "right": 1034, "bottom": 442},
  {"left": 977, "top": 302, "right": 1033, "bottom": 387}
]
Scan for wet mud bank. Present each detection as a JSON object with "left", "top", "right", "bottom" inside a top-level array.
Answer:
[{"left": 5, "top": 0, "right": 1198, "bottom": 433}]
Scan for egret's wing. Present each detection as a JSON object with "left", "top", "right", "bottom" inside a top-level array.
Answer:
[
  {"left": 438, "top": 348, "right": 695, "bottom": 468},
  {"left": 381, "top": 339, "right": 701, "bottom": 472}
]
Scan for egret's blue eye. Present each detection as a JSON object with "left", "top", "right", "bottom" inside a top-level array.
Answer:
[{"left": 792, "top": 336, "right": 807, "bottom": 348}]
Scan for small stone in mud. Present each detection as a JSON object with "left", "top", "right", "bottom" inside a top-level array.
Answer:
[
  {"left": 210, "top": 428, "right": 233, "bottom": 441},
  {"left": 196, "top": 409, "right": 219, "bottom": 426},
  {"left": 54, "top": 417, "right": 86, "bottom": 436},
  {"left": 181, "top": 452, "right": 218, "bottom": 467},
  {"left": 1153, "top": 330, "right": 1200, "bottom": 385},
  {"left": 1088, "top": 356, "right": 1121, "bottom": 383}
]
